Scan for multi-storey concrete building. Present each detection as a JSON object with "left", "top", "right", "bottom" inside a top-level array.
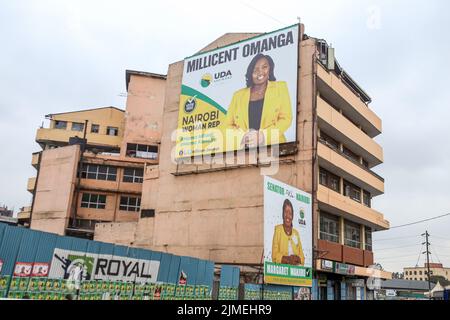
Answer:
[
  {"left": 93, "top": 24, "right": 391, "bottom": 299},
  {"left": 404, "top": 263, "right": 450, "bottom": 282},
  {"left": 21, "top": 70, "right": 166, "bottom": 239},
  {"left": 23, "top": 23, "right": 391, "bottom": 299}
]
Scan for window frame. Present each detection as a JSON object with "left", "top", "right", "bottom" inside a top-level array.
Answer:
[
  {"left": 91, "top": 124, "right": 100, "bottom": 133},
  {"left": 80, "top": 193, "right": 106, "bottom": 209},
  {"left": 72, "top": 122, "right": 84, "bottom": 132},
  {"left": 54, "top": 120, "right": 67, "bottom": 130},
  {"left": 365, "top": 227, "right": 372, "bottom": 251},
  {"left": 123, "top": 168, "right": 144, "bottom": 183},
  {"left": 363, "top": 190, "right": 371, "bottom": 207},
  {"left": 126, "top": 143, "right": 158, "bottom": 160},
  {"left": 319, "top": 167, "right": 341, "bottom": 193},
  {"left": 106, "top": 126, "right": 119, "bottom": 136},
  {"left": 119, "top": 196, "right": 141, "bottom": 212},
  {"left": 344, "top": 180, "right": 362, "bottom": 203},
  {"left": 81, "top": 164, "right": 117, "bottom": 181},
  {"left": 319, "top": 131, "right": 339, "bottom": 151},
  {"left": 344, "top": 220, "right": 361, "bottom": 249},
  {"left": 320, "top": 211, "right": 340, "bottom": 243}
]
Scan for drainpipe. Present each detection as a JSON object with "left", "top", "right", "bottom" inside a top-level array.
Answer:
[
  {"left": 29, "top": 151, "right": 42, "bottom": 227},
  {"left": 311, "top": 43, "right": 319, "bottom": 281},
  {"left": 71, "top": 120, "right": 88, "bottom": 228}
]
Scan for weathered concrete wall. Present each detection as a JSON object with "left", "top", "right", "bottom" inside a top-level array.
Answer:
[
  {"left": 30, "top": 145, "right": 80, "bottom": 235},
  {"left": 120, "top": 75, "right": 166, "bottom": 157},
  {"left": 94, "top": 221, "right": 138, "bottom": 245},
  {"left": 132, "top": 29, "right": 318, "bottom": 264}
]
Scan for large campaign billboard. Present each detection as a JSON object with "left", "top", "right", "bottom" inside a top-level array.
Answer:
[
  {"left": 264, "top": 176, "right": 312, "bottom": 287},
  {"left": 176, "top": 24, "right": 299, "bottom": 158}
]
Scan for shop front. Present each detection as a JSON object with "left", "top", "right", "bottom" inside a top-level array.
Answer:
[{"left": 314, "top": 259, "right": 375, "bottom": 300}]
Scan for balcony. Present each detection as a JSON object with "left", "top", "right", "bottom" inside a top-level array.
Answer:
[
  {"left": 317, "top": 95, "right": 383, "bottom": 167},
  {"left": 318, "top": 141, "right": 384, "bottom": 196},
  {"left": 36, "top": 127, "right": 122, "bottom": 148},
  {"left": 27, "top": 177, "right": 36, "bottom": 193},
  {"left": 317, "top": 63, "right": 382, "bottom": 138},
  {"left": 317, "top": 184, "right": 389, "bottom": 231},
  {"left": 31, "top": 152, "right": 41, "bottom": 169},
  {"left": 17, "top": 206, "right": 31, "bottom": 220},
  {"left": 317, "top": 239, "right": 374, "bottom": 267}
]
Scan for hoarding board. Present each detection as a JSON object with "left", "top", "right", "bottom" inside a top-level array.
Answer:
[
  {"left": 176, "top": 24, "right": 299, "bottom": 158},
  {"left": 264, "top": 176, "right": 312, "bottom": 286},
  {"left": 48, "top": 248, "right": 160, "bottom": 283}
]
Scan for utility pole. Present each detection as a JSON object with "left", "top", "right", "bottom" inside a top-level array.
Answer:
[{"left": 422, "top": 231, "right": 432, "bottom": 299}]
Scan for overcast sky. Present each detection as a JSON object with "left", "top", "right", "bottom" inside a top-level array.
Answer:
[{"left": 1, "top": 0, "right": 449, "bottom": 273}]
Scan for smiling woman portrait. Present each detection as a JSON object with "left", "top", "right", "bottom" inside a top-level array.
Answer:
[
  {"left": 272, "top": 198, "right": 305, "bottom": 266},
  {"left": 225, "top": 53, "right": 293, "bottom": 149}
]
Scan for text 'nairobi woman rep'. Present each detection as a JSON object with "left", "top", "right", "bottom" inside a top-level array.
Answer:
[{"left": 225, "top": 53, "right": 293, "bottom": 149}]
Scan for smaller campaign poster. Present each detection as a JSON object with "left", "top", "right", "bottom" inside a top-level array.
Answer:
[
  {"left": 14, "top": 262, "right": 33, "bottom": 277},
  {"left": 264, "top": 176, "right": 313, "bottom": 287},
  {"left": 32, "top": 263, "right": 49, "bottom": 277}
]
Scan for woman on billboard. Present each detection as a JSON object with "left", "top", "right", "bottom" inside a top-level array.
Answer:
[
  {"left": 225, "top": 53, "right": 293, "bottom": 149},
  {"left": 272, "top": 199, "right": 305, "bottom": 265}
]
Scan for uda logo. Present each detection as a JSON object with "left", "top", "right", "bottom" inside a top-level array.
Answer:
[
  {"left": 200, "top": 73, "right": 212, "bottom": 87},
  {"left": 200, "top": 70, "right": 232, "bottom": 87},
  {"left": 298, "top": 208, "right": 306, "bottom": 226}
]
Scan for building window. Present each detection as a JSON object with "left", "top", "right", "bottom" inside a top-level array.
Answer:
[
  {"left": 363, "top": 190, "right": 371, "bottom": 207},
  {"left": 126, "top": 143, "right": 158, "bottom": 160},
  {"left": 141, "top": 209, "right": 155, "bottom": 218},
  {"left": 91, "top": 124, "right": 99, "bottom": 133},
  {"left": 419, "top": 271, "right": 422, "bottom": 275},
  {"left": 344, "top": 220, "right": 361, "bottom": 249},
  {"left": 343, "top": 146, "right": 360, "bottom": 163},
  {"left": 54, "top": 120, "right": 67, "bottom": 129},
  {"left": 319, "top": 167, "right": 340, "bottom": 193},
  {"left": 72, "top": 122, "right": 84, "bottom": 132},
  {"left": 81, "top": 164, "right": 117, "bottom": 181},
  {"left": 365, "top": 227, "right": 372, "bottom": 251},
  {"left": 344, "top": 180, "right": 361, "bottom": 203},
  {"left": 107, "top": 126, "right": 119, "bottom": 136},
  {"left": 123, "top": 168, "right": 144, "bottom": 183},
  {"left": 320, "top": 211, "right": 340, "bottom": 243},
  {"left": 414, "top": 271, "right": 417, "bottom": 275},
  {"left": 81, "top": 193, "right": 106, "bottom": 209},
  {"left": 362, "top": 159, "right": 369, "bottom": 168},
  {"left": 319, "top": 131, "right": 339, "bottom": 150},
  {"left": 119, "top": 196, "right": 141, "bottom": 212}
]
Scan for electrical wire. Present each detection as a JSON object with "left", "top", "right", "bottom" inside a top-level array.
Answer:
[
  {"left": 373, "top": 235, "right": 422, "bottom": 242},
  {"left": 374, "top": 243, "right": 422, "bottom": 251},
  {"left": 239, "top": 1, "right": 287, "bottom": 25},
  {"left": 388, "top": 213, "right": 450, "bottom": 229},
  {"left": 375, "top": 253, "right": 421, "bottom": 260},
  {"left": 415, "top": 243, "right": 424, "bottom": 267},
  {"left": 431, "top": 235, "right": 450, "bottom": 241}
]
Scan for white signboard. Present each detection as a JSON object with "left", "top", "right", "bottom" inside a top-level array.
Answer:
[{"left": 49, "top": 248, "right": 160, "bottom": 284}]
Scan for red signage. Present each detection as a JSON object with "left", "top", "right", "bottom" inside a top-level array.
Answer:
[
  {"left": 32, "top": 263, "right": 49, "bottom": 277},
  {"left": 13, "top": 262, "right": 33, "bottom": 277}
]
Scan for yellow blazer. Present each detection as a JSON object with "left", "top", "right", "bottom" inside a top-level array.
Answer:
[
  {"left": 224, "top": 81, "right": 293, "bottom": 149},
  {"left": 272, "top": 224, "right": 305, "bottom": 265}
]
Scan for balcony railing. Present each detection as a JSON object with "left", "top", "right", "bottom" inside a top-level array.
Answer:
[
  {"left": 344, "top": 238, "right": 362, "bottom": 249},
  {"left": 319, "top": 138, "right": 384, "bottom": 182},
  {"left": 320, "top": 231, "right": 339, "bottom": 243}
]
